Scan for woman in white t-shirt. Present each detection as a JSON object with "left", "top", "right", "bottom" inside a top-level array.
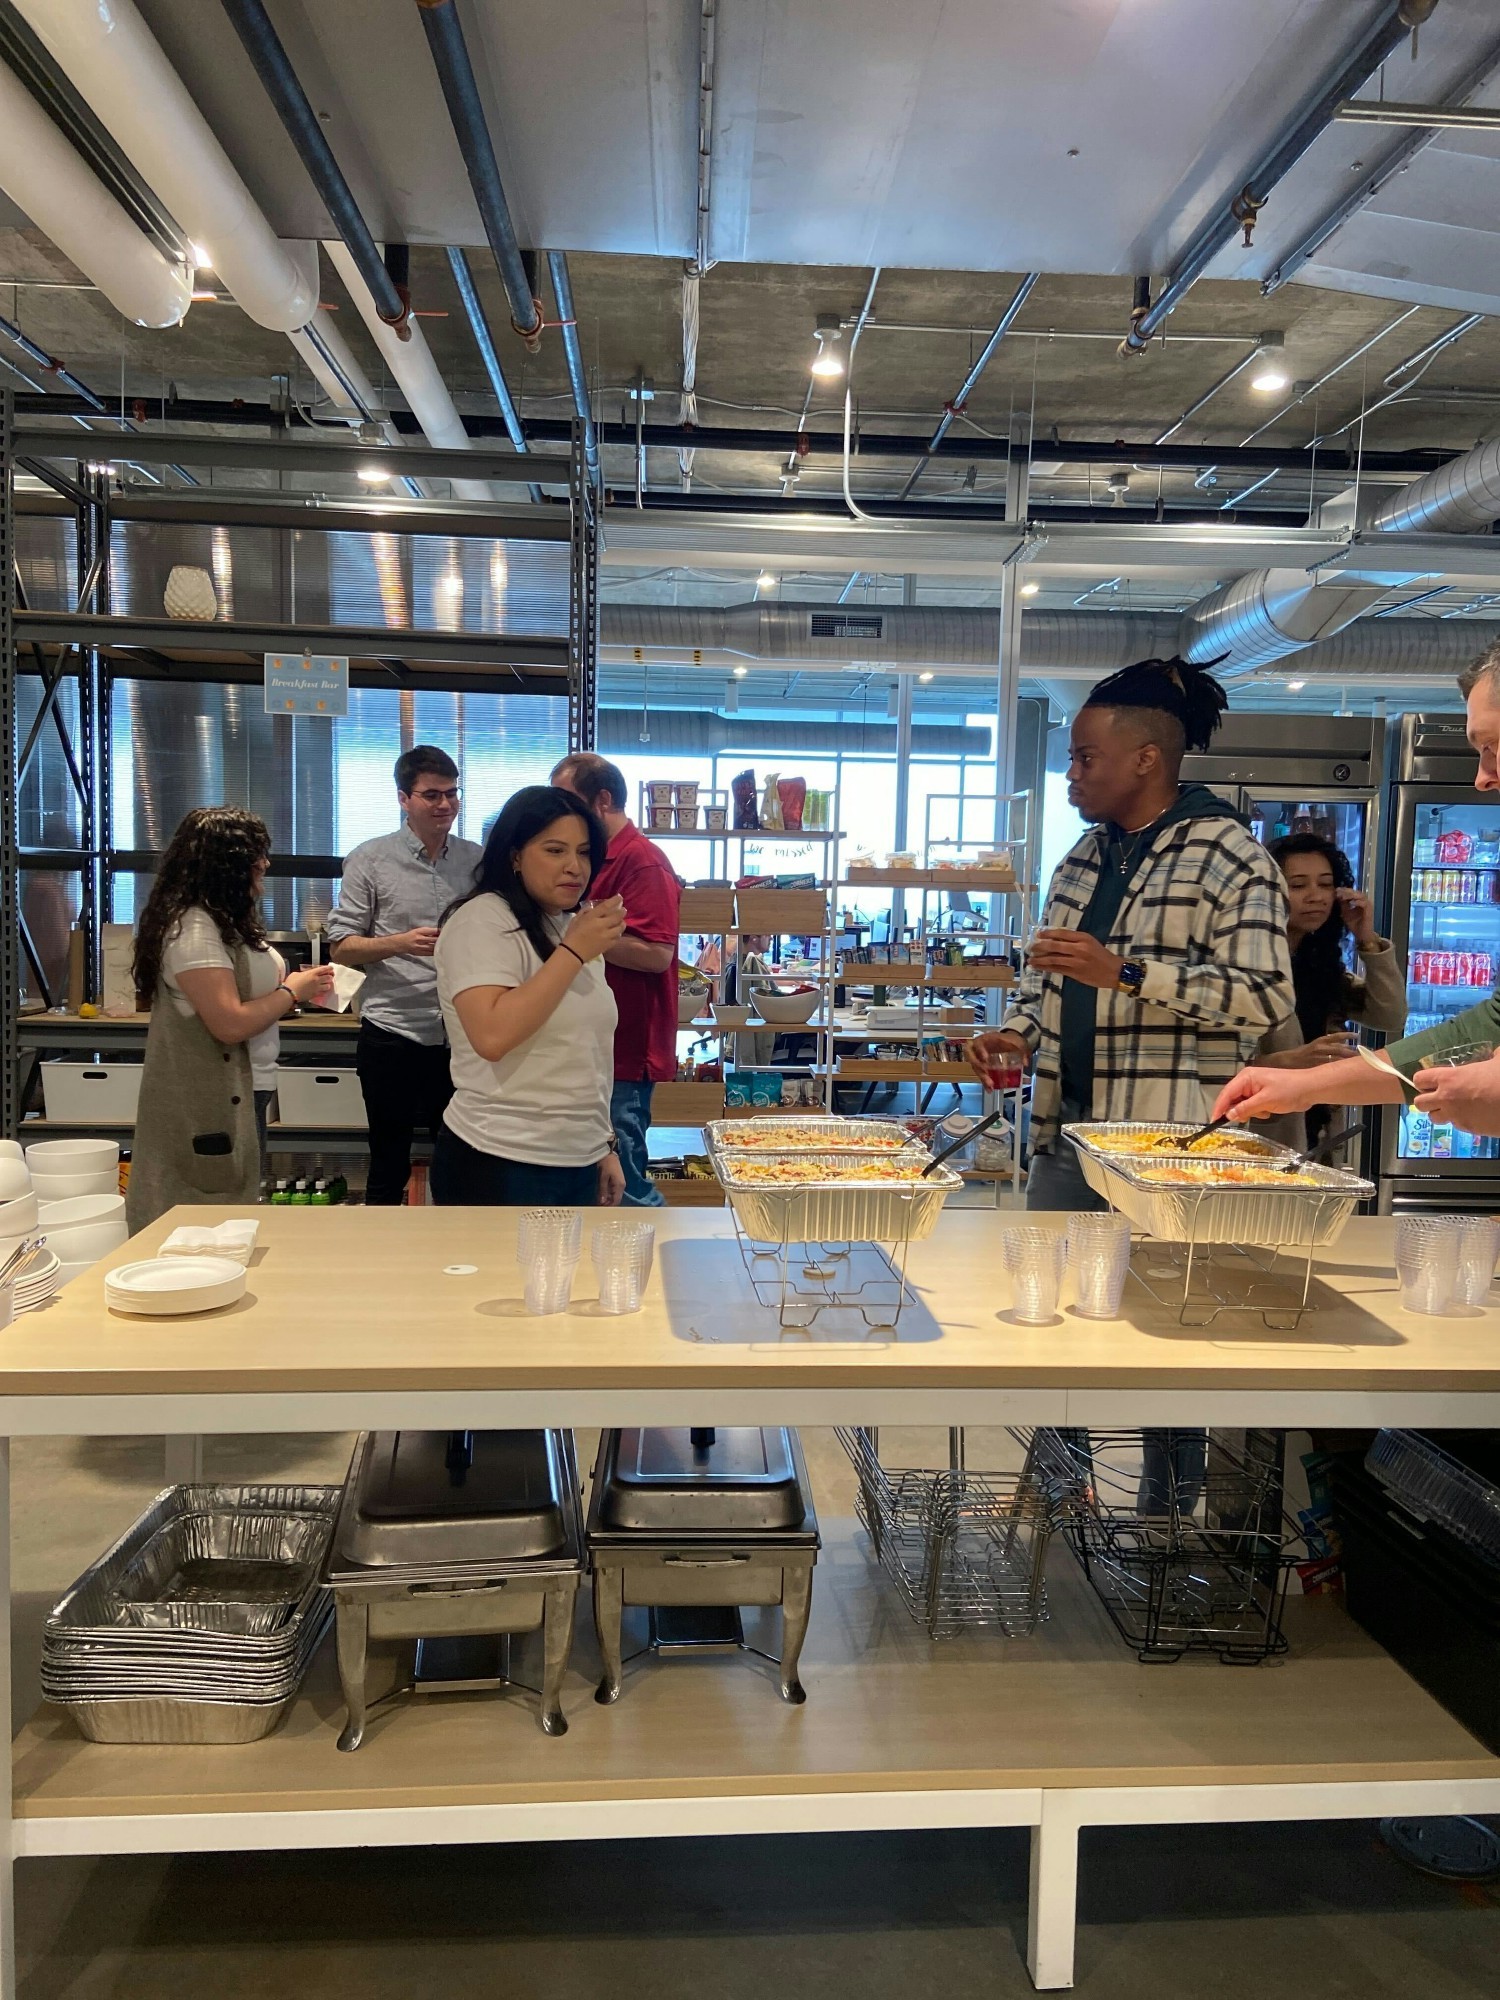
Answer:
[
  {"left": 126, "top": 808, "right": 334, "bottom": 1232},
  {"left": 433, "top": 786, "right": 627, "bottom": 1206}
]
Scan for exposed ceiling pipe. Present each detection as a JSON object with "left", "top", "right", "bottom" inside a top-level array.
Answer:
[
  {"left": 446, "top": 247, "right": 541, "bottom": 503},
  {"left": 219, "top": 0, "right": 411, "bottom": 337},
  {"left": 1120, "top": 0, "right": 1424, "bottom": 353},
  {"left": 897, "top": 273, "right": 1038, "bottom": 501},
  {"left": 0, "top": 54, "right": 190, "bottom": 328},
  {"left": 1370, "top": 435, "right": 1500, "bottom": 534},
  {"left": 1334, "top": 97, "right": 1500, "bottom": 128},
  {"left": 288, "top": 313, "right": 382, "bottom": 423},
  {"left": 547, "top": 250, "right": 598, "bottom": 484},
  {"left": 415, "top": 0, "right": 543, "bottom": 350},
  {"left": 323, "top": 238, "right": 496, "bottom": 503},
  {"left": 12, "top": 0, "right": 317, "bottom": 333}
]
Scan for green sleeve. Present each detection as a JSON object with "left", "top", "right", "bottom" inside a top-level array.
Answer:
[{"left": 1384, "top": 992, "right": 1500, "bottom": 1076}]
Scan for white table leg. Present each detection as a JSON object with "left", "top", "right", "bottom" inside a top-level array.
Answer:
[
  {"left": 1027, "top": 1795, "right": 1079, "bottom": 1990},
  {"left": 163, "top": 1437, "right": 204, "bottom": 1484},
  {"left": 0, "top": 1438, "right": 15, "bottom": 1999}
]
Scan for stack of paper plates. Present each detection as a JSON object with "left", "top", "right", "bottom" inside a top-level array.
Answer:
[
  {"left": 105, "top": 1257, "right": 247, "bottom": 1318},
  {"left": 11, "top": 1248, "right": 61, "bottom": 1315}
]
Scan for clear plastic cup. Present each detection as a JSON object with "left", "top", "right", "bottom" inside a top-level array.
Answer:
[
  {"left": 517, "top": 1208, "right": 582, "bottom": 1268},
  {"left": 592, "top": 1223, "right": 654, "bottom": 1314},
  {"left": 523, "top": 1255, "right": 578, "bottom": 1316},
  {"left": 1423, "top": 1041, "right": 1497, "bottom": 1068},
  {"left": 1452, "top": 1216, "right": 1500, "bottom": 1307},
  {"left": 1395, "top": 1214, "right": 1460, "bottom": 1315},
  {"left": 1066, "top": 1212, "right": 1133, "bottom": 1319},
  {"left": 1001, "top": 1226, "right": 1066, "bottom": 1324}
]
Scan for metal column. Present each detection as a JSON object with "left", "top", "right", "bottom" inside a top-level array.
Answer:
[
  {"left": 891, "top": 576, "right": 916, "bottom": 930},
  {"left": 0, "top": 390, "right": 16, "bottom": 1137},
  {"left": 568, "top": 423, "right": 598, "bottom": 753}
]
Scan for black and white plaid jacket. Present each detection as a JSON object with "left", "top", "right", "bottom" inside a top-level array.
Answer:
[{"left": 1003, "top": 815, "right": 1295, "bottom": 1151}]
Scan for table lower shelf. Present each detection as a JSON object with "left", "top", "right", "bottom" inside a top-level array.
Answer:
[{"left": 14, "top": 1518, "right": 1497, "bottom": 1842}]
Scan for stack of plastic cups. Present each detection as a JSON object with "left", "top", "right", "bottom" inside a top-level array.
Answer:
[
  {"left": 592, "top": 1223, "right": 655, "bottom": 1315},
  {"left": 518, "top": 1209, "right": 583, "bottom": 1315},
  {"left": 1452, "top": 1215, "right": 1500, "bottom": 1308},
  {"left": 1394, "top": 1214, "right": 1460, "bottom": 1316},
  {"left": 1001, "top": 1226, "right": 1067, "bottom": 1324},
  {"left": 1066, "top": 1213, "right": 1133, "bottom": 1319}
]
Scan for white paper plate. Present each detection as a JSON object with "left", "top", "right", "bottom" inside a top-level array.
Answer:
[{"left": 105, "top": 1256, "right": 247, "bottom": 1317}]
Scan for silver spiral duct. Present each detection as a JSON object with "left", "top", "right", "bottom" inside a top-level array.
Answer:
[
  {"left": 1370, "top": 435, "right": 1500, "bottom": 537},
  {"left": 1296, "top": 617, "right": 1500, "bottom": 675},
  {"left": 1178, "top": 569, "right": 1384, "bottom": 674}
]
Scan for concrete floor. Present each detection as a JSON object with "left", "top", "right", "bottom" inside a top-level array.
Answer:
[{"left": 10, "top": 1430, "right": 1500, "bottom": 1997}]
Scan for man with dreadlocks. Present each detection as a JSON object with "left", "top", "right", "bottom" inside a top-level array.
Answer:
[{"left": 970, "top": 655, "right": 1295, "bottom": 1213}]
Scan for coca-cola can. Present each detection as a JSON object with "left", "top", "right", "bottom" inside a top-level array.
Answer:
[{"left": 1412, "top": 949, "right": 1429, "bottom": 983}]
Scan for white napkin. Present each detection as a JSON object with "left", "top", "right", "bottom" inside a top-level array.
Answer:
[{"left": 159, "top": 1219, "right": 261, "bottom": 1265}]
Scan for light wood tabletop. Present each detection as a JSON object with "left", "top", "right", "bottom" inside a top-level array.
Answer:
[{"left": 3, "top": 1207, "right": 1499, "bottom": 1401}]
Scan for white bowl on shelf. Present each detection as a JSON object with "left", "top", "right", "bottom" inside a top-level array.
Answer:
[
  {"left": 748, "top": 988, "right": 820, "bottom": 1025},
  {"left": 36, "top": 1194, "right": 128, "bottom": 1265},
  {"left": 678, "top": 987, "right": 711, "bottom": 1027},
  {"left": 29, "top": 1168, "right": 119, "bottom": 1202},
  {"left": 0, "top": 1140, "right": 24, "bottom": 1163},
  {"left": 105, "top": 1256, "right": 247, "bottom": 1318},
  {"left": 0, "top": 1190, "right": 40, "bottom": 1241},
  {"left": 711, "top": 1003, "right": 751, "bottom": 1029},
  {"left": 25, "top": 1138, "right": 120, "bottom": 1175},
  {"left": 0, "top": 1158, "right": 32, "bottom": 1203}
]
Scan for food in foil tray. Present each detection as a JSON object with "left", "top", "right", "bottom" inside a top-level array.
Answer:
[
  {"left": 1099, "top": 1129, "right": 1279, "bottom": 1160},
  {"left": 1135, "top": 1163, "right": 1322, "bottom": 1188},
  {"left": 726, "top": 1157, "right": 934, "bottom": 1185},
  {"left": 721, "top": 1123, "right": 910, "bottom": 1153}
]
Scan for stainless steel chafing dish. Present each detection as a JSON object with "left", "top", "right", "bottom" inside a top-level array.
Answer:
[
  {"left": 325, "top": 1430, "right": 584, "bottom": 1749},
  {"left": 587, "top": 1427, "right": 820, "bottom": 1706},
  {"left": 1063, "top": 1121, "right": 1374, "bottom": 1250}
]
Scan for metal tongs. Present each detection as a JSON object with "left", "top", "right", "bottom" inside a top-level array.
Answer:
[
  {"left": 1277, "top": 1119, "right": 1368, "bottom": 1174},
  {"left": 922, "top": 1107, "right": 1008, "bottom": 1176},
  {"left": 0, "top": 1234, "right": 46, "bottom": 1286},
  {"left": 1154, "top": 1114, "right": 1232, "bottom": 1152}
]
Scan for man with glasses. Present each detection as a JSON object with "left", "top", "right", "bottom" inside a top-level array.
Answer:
[{"left": 325, "top": 746, "right": 482, "bottom": 1204}]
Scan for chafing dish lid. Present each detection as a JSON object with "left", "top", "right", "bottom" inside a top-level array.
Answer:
[
  {"left": 341, "top": 1431, "right": 568, "bottom": 1565},
  {"left": 597, "top": 1427, "right": 807, "bottom": 1531}
]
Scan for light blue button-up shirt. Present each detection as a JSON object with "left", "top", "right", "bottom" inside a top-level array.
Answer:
[{"left": 324, "top": 826, "right": 483, "bottom": 1045}]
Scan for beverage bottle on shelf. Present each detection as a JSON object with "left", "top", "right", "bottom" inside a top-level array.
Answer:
[
  {"left": 1404, "top": 1109, "right": 1432, "bottom": 1158},
  {"left": 1432, "top": 1122, "right": 1454, "bottom": 1159}
]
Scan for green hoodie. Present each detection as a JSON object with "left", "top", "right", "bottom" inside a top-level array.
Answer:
[{"left": 1058, "top": 784, "right": 1251, "bottom": 1117}]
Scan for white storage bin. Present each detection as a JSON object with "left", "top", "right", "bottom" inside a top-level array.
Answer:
[
  {"left": 274, "top": 1067, "right": 367, "bottom": 1129},
  {"left": 40, "top": 1064, "right": 142, "bottom": 1124}
]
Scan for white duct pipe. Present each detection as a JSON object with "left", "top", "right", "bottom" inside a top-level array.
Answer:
[
  {"left": 0, "top": 58, "right": 190, "bottom": 328},
  {"left": 324, "top": 240, "right": 495, "bottom": 502},
  {"left": 13, "top": 0, "right": 315, "bottom": 333}
]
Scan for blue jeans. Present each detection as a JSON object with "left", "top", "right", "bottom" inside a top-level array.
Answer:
[
  {"left": 1026, "top": 1145, "right": 1108, "bottom": 1213},
  {"left": 610, "top": 1081, "right": 665, "bottom": 1207},
  {"left": 431, "top": 1126, "right": 600, "bottom": 1207}
]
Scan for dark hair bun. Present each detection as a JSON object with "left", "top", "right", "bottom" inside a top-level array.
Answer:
[{"left": 1084, "top": 654, "right": 1229, "bottom": 753}]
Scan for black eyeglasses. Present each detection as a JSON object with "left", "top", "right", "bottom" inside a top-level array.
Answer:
[{"left": 412, "top": 787, "right": 462, "bottom": 805}]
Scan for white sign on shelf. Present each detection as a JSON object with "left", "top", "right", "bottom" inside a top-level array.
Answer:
[{"left": 264, "top": 651, "right": 349, "bottom": 717}]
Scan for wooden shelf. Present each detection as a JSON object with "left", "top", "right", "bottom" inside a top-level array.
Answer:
[
  {"left": 653, "top": 1177, "right": 725, "bottom": 1205},
  {"left": 843, "top": 965, "right": 1015, "bottom": 989},
  {"left": 842, "top": 868, "right": 1022, "bottom": 892},
  {"left": 646, "top": 828, "right": 840, "bottom": 842},
  {"left": 15, "top": 1521, "right": 1496, "bottom": 1832},
  {"left": 650, "top": 1080, "right": 727, "bottom": 1122},
  {"left": 836, "top": 1059, "right": 975, "bottom": 1082},
  {"left": 734, "top": 890, "right": 830, "bottom": 933},
  {"left": 678, "top": 888, "right": 736, "bottom": 931}
]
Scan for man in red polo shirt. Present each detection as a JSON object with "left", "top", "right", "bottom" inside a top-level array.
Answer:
[{"left": 552, "top": 752, "right": 681, "bottom": 1206}]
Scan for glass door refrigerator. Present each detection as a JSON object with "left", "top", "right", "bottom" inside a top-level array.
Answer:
[{"left": 1380, "top": 712, "right": 1500, "bottom": 1212}]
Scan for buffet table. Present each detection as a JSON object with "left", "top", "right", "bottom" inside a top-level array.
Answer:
[{"left": 2, "top": 1206, "right": 1499, "bottom": 1995}]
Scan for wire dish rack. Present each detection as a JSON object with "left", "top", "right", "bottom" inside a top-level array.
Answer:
[
  {"left": 835, "top": 1427, "right": 1055, "bottom": 1637},
  {"left": 1016, "top": 1428, "right": 1300, "bottom": 1664}
]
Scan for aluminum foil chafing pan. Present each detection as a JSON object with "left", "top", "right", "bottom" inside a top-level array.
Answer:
[
  {"left": 713, "top": 1150, "right": 962, "bottom": 1244},
  {"left": 1063, "top": 1123, "right": 1374, "bottom": 1250},
  {"left": 705, "top": 1117, "right": 919, "bottom": 1155}
]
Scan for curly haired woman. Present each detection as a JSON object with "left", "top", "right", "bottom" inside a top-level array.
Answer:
[{"left": 126, "top": 807, "right": 333, "bottom": 1232}]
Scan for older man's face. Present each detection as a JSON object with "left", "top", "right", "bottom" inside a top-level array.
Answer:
[{"left": 1468, "top": 680, "right": 1500, "bottom": 793}]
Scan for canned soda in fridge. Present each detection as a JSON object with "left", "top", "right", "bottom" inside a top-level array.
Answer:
[
  {"left": 1480, "top": 870, "right": 1499, "bottom": 903},
  {"left": 1461, "top": 872, "right": 1479, "bottom": 904},
  {"left": 1411, "top": 949, "right": 1428, "bottom": 983},
  {"left": 1442, "top": 869, "right": 1462, "bottom": 902}
]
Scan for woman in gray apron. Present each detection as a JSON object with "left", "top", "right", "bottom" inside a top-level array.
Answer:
[{"left": 126, "top": 807, "right": 334, "bottom": 1233}]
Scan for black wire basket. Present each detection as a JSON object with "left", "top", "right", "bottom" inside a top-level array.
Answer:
[{"left": 1016, "top": 1427, "right": 1300, "bottom": 1664}]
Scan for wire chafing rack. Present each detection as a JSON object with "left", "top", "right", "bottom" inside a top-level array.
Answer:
[
  {"left": 1016, "top": 1427, "right": 1300, "bottom": 1664},
  {"left": 835, "top": 1427, "right": 1055, "bottom": 1637}
]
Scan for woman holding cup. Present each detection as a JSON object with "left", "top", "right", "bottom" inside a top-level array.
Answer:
[{"left": 433, "top": 786, "right": 628, "bottom": 1206}]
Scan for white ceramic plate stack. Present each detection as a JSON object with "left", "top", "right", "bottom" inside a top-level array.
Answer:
[
  {"left": 105, "top": 1257, "right": 247, "bottom": 1317},
  {"left": 10, "top": 1248, "right": 61, "bottom": 1315},
  {"left": 25, "top": 1138, "right": 120, "bottom": 1203}
]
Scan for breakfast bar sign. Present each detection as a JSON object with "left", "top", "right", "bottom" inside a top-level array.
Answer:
[{"left": 264, "top": 650, "right": 349, "bottom": 717}]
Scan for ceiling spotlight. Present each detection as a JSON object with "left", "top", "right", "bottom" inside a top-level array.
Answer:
[
  {"left": 357, "top": 463, "right": 392, "bottom": 483},
  {"left": 1020, "top": 581, "right": 1041, "bottom": 597},
  {"left": 86, "top": 461, "right": 115, "bottom": 475},
  {"left": 1107, "top": 469, "right": 1131, "bottom": 507},
  {"left": 732, "top": 665, "right": 749, "bottom": 678},
  {"left": 810, "top": 314, "right": 845, "bottom": 379},
  {"left": 191, "top": 244, "right": 211, "bottom": 268},
  {"left": 1286, "top": 679, "right": 1306, "bottom": 691},
  {"left": 756, "top": 571, "right": 778, "bottom": 591},
  {"left": 1249, "top": 331, "right": 1290, "bottom": 395},
  {"left": 917, "top": 671, "right": 935, "bottom": 683}
]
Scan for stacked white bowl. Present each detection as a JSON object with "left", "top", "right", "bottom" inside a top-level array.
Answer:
[
  {"left": 38, "top": 1193, "right": 129, "bottom": 1283},
  {"left": 25, "top": 1138, "right": 120, "bottom": 1203}
]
